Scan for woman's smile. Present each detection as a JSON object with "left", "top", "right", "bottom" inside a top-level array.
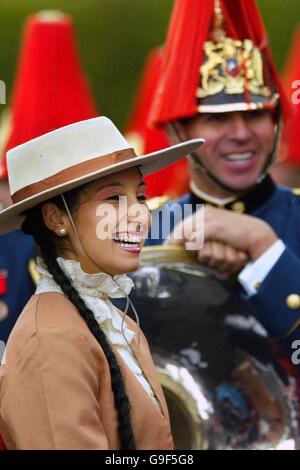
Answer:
[{"left": 112, "top": 231, "right": 143, "bottom": 254}]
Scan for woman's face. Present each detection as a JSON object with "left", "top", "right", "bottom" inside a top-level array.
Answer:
[{"left": 44, "top": 167, "right": 151, "bottom": 275}]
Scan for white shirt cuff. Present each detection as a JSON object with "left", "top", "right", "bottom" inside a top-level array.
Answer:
[{"left": 238, "top": 240, "right": 285, "bottom": 296}]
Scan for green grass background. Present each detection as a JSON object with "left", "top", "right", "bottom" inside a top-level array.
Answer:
[{"left": 0, "top": 0, "right": 299, "bottom": 129}]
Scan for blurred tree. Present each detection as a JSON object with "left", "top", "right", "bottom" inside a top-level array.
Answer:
[{"left": 0, "top": 0, "right": 298, "bottom": 129}]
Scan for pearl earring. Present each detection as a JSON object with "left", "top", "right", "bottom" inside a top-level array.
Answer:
[{"left": 58, "top": 228, "right": 67, "bottom": 237}]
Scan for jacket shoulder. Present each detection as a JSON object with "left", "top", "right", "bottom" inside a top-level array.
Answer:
[
  {"left": 264, "top": 185, "right": 300, "bottom": 214},
  {"left": 5, "top": 292, "right": 105, "bottom": 375},
  {"left": 7, "top": 293, "right": 90, "bottom": 351},
  {"left": 276, "top": 185, "right": 300, "bottom": 201}
]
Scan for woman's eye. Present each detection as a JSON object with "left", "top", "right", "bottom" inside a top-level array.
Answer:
[
  {"left": 103, "top": 194, "right": 147, "bottom": 202},
  {"left": 105, "top": 194, "right": 121, "bottom": 201}
]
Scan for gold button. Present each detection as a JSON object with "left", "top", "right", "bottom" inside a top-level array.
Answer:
[
  {"left": 231, "top": 201, "right": 246, "bottom": 213},
  {"left": 286, "top": 294, "right": 300, "bottom": 310},
  {"left": 254, "top": 282, "right": 261, "bottom": 290},
  {"left": 293, "top": 188, "right": 300, "bottom": 196}
]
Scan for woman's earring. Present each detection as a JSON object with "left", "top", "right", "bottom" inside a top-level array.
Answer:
[{"left": 58, "top": 228, "right": 67, "bottom": 237}]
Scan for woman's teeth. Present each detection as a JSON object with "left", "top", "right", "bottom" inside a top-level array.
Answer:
[
  {"left": 113, "top": 233, "right": 142, "bottom": 248},
  {"left": 114, "top": 233, "right": 141, "bottom": 243},
  {"left": 225, "top": 152, "right": 253, "bottom": 162}
]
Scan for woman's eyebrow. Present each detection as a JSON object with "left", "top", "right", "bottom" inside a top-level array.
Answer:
[
  {"left": 97, "top": 181, "right": 147, "bottom": 191},
  {"left": 97, "top": 182, "right": 123, "bottom": 191}
]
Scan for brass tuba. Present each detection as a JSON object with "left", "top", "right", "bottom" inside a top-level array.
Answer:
[{"left": 128, "top": 246, "right": 299, "bottom": 450}]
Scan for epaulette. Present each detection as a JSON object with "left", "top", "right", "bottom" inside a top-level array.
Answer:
[
  {"left": 292, "top": 188, "right": 300, "bottom": 196},
  {"left": 146, "top": 195, "right": 170, "bottom": 212},
  {"left": 28, "top": 258, "right": 40, "bottom": 286}
]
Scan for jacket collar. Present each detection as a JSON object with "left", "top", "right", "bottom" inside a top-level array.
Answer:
[{"left": 190, "top": 175, "right": 276, "bottom": 214}]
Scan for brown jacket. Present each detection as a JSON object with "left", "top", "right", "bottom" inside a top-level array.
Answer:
[{"left": 0, "top": 292, "right": 173, "bottom": 450}]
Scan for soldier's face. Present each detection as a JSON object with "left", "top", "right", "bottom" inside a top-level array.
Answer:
[{"left": 178, "top": 110, "right": 276, "bottom": 195}]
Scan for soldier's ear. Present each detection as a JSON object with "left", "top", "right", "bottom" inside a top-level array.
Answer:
[{"left": 166, "top": 121, "right": 188, "bottom": 144}]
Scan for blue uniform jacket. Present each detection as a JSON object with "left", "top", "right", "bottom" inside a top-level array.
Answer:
[
  {"left": 0, "top": 230, "right": 35, "bottom": 345},
  {"left": 146, "top": 176, "right": 300, "bottom": 367}
]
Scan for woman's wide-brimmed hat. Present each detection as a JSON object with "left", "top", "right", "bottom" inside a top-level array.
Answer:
[{"left": 0, "top": 116, "right": 204, "bottom": 234}]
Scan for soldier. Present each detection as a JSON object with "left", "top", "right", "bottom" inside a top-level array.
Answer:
[
  {"left": 0, "top": 171, "right": 35, "bottom": 345},
  {"left": 147, "top": 0, "right": 300, "bottom": 364},
  {"left": 0, "top": 10, "right": 99, "bottom": 346}
]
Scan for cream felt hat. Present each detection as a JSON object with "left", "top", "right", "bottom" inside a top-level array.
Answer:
[{"left": 0, "top": 116, "right": 204, "bottom": 234}]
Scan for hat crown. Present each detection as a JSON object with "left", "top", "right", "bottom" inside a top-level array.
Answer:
[{"left": 7, "top": 117, "right": 130, "bottom": 196}]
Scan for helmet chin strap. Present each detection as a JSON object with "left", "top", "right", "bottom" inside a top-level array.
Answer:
[
  {"left": 60, "top": 194, "right": 140, "bottom": 351},
  {"left": 170, "top": 119, "right": 280, "bottom": 197},
  {"left": 188, "top": 151, "right": 265, "bottom": 195}
]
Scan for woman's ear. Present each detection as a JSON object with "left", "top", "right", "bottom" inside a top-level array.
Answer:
[{"left": 42, "top": 202, "right": 68, "bottom": 237}]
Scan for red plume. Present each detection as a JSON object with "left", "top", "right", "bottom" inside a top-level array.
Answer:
[
  {"left": 126, "top": 48, "right": 189, "bottom": 198},
  {"left": 0, "top": 11, "right": 98, "bottom": 180},
  {"left": 150, "top": 0, "right": 289, "bottom": 128},
  {"left": 280, "top": 25, "right": 300, "bottom": 165}
]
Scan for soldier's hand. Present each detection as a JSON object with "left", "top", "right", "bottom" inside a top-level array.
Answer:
[
  {"left": 203, "top": 206, "right": 278, "bottom": 260},
  {"left": 166, "top": 205, "right": 278, "bottom": 261},
  {"left": 197, "top": 241, "right": 248, "bottom": 277}
]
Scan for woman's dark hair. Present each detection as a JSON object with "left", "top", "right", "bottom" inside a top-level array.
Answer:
[{"left": 22, "top": 187, "right": 136, "bottom": 450}]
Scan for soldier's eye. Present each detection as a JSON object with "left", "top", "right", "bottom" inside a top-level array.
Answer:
[
  {"left": 207, "top": 114, "right": 228, "bottom": 123},
  {"left": 244, "top": 110, "right": 266, "bottom": 120}
]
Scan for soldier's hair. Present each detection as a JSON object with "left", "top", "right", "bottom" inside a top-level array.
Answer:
[{"left": 22, "top": 187, "right": 136, "bottom": 450}]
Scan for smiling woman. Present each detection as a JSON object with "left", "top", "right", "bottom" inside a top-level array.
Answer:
[{"left": 0, "top": 116, "right": 204, "bottom": 450}]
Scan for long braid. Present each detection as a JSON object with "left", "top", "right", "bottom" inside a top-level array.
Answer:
[{"left": 22, "top": 203, "right": 136, "bottom": 450}]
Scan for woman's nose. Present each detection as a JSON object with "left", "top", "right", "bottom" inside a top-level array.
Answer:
[{"left": 127, "top": 200, "right": 150, "bottom": 234}]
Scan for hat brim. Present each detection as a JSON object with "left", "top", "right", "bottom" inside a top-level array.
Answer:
[{"left": 0, "top": 138, "right": 204, "bottom": 234}]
